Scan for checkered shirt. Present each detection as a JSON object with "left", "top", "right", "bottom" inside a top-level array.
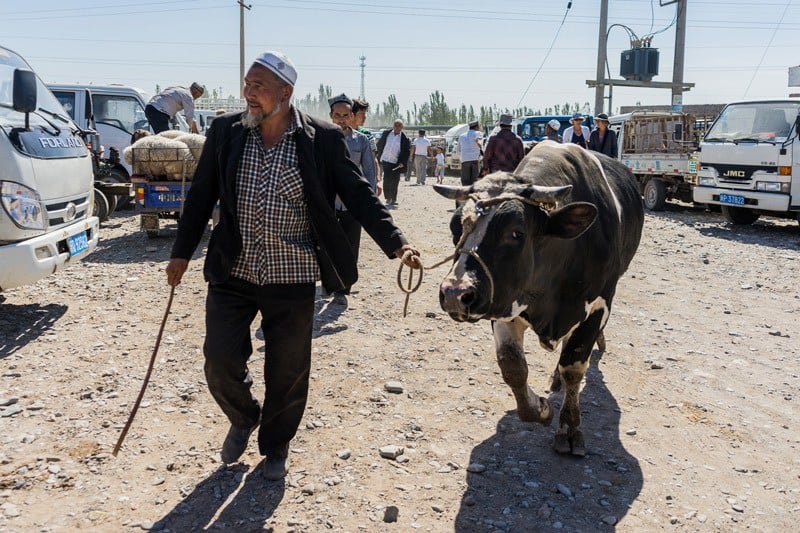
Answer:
[
  {"left": 484, "top": 129, "right": 525, "bottom": 173},
  {"left": 230, "top": 108, "right": 320, "bottom": 285}
]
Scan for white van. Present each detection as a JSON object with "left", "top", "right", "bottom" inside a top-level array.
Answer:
[
  {"left": 0, "top": 46, "right": 99, "bottom": 291},
  {"left": 47, "top": 84, "right": 190, "bottom": 179}
]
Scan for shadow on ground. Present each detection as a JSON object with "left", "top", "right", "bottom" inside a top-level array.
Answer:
[
  {"left": 0, "top": 301, "right": 68, "bottom": 359},
  {"left": 153, "top": 463, "right": 285, "bottom": 531},
  {"left": 455, "top": 350, "right": 642, "bottom": 532},
  {"left": 312, "top": 287, "right": 347, "bottom": 338}
]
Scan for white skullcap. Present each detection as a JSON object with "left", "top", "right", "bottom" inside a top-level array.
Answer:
[{"left": 253, "top": 51, "right": 297, "bottom": 87}]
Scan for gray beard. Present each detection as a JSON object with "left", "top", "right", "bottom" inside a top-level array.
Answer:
[{"left": 241, "top": 102, "right": 282, "bottom": 129}]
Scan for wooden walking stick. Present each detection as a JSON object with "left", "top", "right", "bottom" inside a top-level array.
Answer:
[{"left": 113, "top": 285, "right": 175, "bottom": 456}]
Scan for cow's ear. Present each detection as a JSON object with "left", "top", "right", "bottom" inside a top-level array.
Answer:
[
  {"left": 544, "top": 202, "right": 597, "bottom": 239},
  {"left": 433, "top": 184, "right": 471, "bottom": 201}
]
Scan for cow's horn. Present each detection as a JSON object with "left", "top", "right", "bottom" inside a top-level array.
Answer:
[
  {"left": 433, "top": 184, "right": 471, "bottom": 201},
  {"left": 525, "top": 185, "right": 573, "bottom": 203}
]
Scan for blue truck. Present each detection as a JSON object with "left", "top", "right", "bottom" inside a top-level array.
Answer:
[{"left": 486, "top": 115, "right": 595, "bottom": 151}]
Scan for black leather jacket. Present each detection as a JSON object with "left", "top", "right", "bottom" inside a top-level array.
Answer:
[{"left": 171, "top": 109, "right": 407, "bottom": 292}]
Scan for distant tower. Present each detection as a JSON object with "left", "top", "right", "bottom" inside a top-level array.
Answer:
[{"left": 359, "top": 55, "right": 366, "bottom": 99}]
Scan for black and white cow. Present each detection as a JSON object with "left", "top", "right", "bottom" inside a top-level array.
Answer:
[{"left": 434, "top": 140, "right": 644, "bottom": 456}]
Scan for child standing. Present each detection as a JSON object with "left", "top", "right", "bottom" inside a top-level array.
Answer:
[{"left": 435, "top": 147, "right": 445, "bottom": 184}]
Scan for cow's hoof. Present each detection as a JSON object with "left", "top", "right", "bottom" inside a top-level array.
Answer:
[
  {"left": 570, "top": 430, "right": 586, "bottom": 457},
  {"left": 517, "top": 391, "right": 552, "bottom": 425},
  {"left": 552, "top": 432, "right": 571, "bottom": 454},
  {"left": 552, "top": 429, "right": 586, "bottom": 456}
]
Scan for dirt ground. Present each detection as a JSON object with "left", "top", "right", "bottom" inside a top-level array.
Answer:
[{"left": 1, "top": 176, "right": 799, "bottom": 532}]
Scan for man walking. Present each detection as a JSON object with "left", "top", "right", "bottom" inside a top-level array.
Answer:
[
  {"left": 457, "top": 120, "right": 483, "bottom": 187},
  {"left": 482, "top": 114, "right": 524, "bottom": 173},
  {"left": 166, "top": 51, "right": 420, "bottom": 480},
  {"left": 328, "top": 93, "right": 378, "bottom": 297},
  {"left": 377, "top": 119, "right": 410, "bottom": 208},
  {"left": 145, "top": 82, "right": 204, "bottom": 134},
  {"left": 410, "top": 129, "right": 432, "bottom": 185}
]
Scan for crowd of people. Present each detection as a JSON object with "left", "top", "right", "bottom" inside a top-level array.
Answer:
[{"left": 163, "top": 49, "right": 621, "bottom": 482}]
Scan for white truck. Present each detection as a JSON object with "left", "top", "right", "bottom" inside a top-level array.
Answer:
[
  {"left": 693, "top": 99, "right": 799, "bottom": 225},
  {"left": 0, "top": 45, "right": 99, "bottom": 291},
  {"left": 610, "top": 111, "right": 710, "bottom": 210}
]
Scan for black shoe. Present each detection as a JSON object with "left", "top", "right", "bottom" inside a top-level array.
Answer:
[
  {"left": 262, "top": 444, "right": 290, "bottom": 480},
  {"left": 220, "top": 423, "right": 257, "bottom": 464}
]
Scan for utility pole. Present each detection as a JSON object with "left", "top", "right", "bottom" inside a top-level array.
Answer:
[
  {"left": 671, "top": 0, "right": 687, "bottom": 111},
  {"left": 594, "top": 0, "right": 609, "bottom": 115},
  {"left": 238, "top": 1, "right": 251, "bottom": 98},
  {"left": 359, "top": 55, "right": 366, "bottom": 99}
]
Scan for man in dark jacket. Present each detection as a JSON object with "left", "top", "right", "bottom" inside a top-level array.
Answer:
[
  {"left": 483, "top": 113, "right": 524, "bottom": 173},
  {"left": 376, "top": 119, "right": 410, "bottom": 208},
  {"left": 166, "top": 51, "right": 420, "bottom": 480}
]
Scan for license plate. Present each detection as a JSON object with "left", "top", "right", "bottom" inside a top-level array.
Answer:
[
  {"left": 719, "top": 193, "right": 745, "bottom": 206},
  {"left": 67, "top": 231, "right": 89, "bottom": 256}
]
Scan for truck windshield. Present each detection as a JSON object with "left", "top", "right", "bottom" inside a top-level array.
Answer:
[
  {"left": 0, "top": 48, "right": 74, "bottom": 128},
  {"left": 705, "top": 102, "right": 799, "bottom": 143}
]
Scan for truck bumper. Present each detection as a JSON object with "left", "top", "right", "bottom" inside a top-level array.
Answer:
[
  {"left": 693, "top": 187, "right": 791, "bottom": 212},
  {"left": 0, "top": 216, "right": 100, "bottom": 291}
]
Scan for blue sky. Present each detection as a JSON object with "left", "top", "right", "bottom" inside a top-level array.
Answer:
[{"left": 2, "top": 0, "right": 798, "bottom": 117}]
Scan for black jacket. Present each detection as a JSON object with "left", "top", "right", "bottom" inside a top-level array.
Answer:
[
  {"left": 588, "top": 128, "right": 618, "bottom": 158},
  {"left": 170, "top": 110, "right": 408, "bottom": 292},
  {"left": 376, "top": 129, "right": 410, "bottom": 166}
]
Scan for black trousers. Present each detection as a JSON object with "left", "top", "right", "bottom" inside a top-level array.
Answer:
[
  {"left": 381, "top": 162, "right": 401, "bottom": 204},
  {"left": 336, "top": 210, "right": 361, "bottom": 293},
  {"left": 145, "top": 104, "right": 171, "bottom": 134},
  {"left": 204, "top": 278, "right": 315, "bottom": 456},
  {"left": 460, "top": 160, "right": 480, "bottom": 187}
]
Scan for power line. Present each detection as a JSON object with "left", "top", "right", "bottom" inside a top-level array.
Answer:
[
  {"left": 743, "top": 0, "right": 792, "bottom": 97},
  {"left": 516, "top": 1, "right": 573, "bottom": 108}
]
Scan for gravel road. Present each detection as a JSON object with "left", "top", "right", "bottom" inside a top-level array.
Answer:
[{"left": 1, "top": 178, "right": 799, "bottom": 532}]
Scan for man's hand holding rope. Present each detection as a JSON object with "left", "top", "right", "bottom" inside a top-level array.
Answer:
[{"left": 394, "top": 244, "right": 422, "bottom": 269}]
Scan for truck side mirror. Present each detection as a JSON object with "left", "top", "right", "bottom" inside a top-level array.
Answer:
[
  {"left": 84, "top": 89, "right": 94, "bottom": 122},
  {"left": 12, "top": 69, "right": 37, "bottom": 113},
  {"left": 673, "top": 122, "right": 684, "bottom": 141}
]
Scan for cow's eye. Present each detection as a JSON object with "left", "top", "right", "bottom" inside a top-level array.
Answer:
[{"left": 511, "top": 230, "right": 525, "bottom": 240}]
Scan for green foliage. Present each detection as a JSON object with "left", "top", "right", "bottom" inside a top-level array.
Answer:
[{"left": 294, "top": 87, "right": 593, "bottom": 129}]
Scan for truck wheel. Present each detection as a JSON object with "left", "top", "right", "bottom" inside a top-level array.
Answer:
[
  {"left": 643, "top": 179, "right": 667, "bottom": 211},
  {"left": 721, "top": 206, "right": 760, "bottom": 225},
  {"left": 106, "top": 168, "right": 133, "bottom": 210},
  {"left": 105, "top": 190, "right": 118, "bottom": 216},
  {"left": 93, "top": 188, "right": 109, "bottom": 223}
]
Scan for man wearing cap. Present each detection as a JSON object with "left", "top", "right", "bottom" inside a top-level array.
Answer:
[
  {"left": 457, "top": 120, "right": 483, "bottom": 187},
  {"left": 377, "top": 119, "right": 410, "bottom": 208},
  {"left": 588, "top": 113, "right": 618, "bottom": 158},
  {"left": 545, "top": 119, "right": 562, "bottom": 142},
  {"left": 562, "top": 112, "right": 590, "bottom": 148},
  {"left": 482, "top": 114, "right": 524, "bottom": 174},
  {"left": 145, "top": 82, "right": 204, "bottom": 134},
  {"left": 166, "top": 51, "right": 420, "bottom": 480},
  {"left": 410, "top": 129, "right": 433, "bottom": 185},
  {"left": 328, "top": 93, "right": 378, "bottom": 296}
]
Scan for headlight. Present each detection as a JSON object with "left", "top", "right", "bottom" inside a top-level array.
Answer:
[
  {"left": 0, "top": 181, "right": 47, "bottom": 230},
  {"left": 698, "top": 176, "right": 716, "bottom": 186},
  {"left": 755, "top": 181, "right": 789, "bottom": 193}
]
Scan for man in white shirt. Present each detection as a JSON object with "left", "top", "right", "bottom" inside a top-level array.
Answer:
[
  {"left": 376, "top": 119, "right": 410, "bottom": 208},
  {"left": 457, "top": 120, "right": 483, "bottom": 187},
  {"left": 145, "top": 82, "right": 204, "bottom": 134},
  {"left": 410, "top": 129, "right": 433, "bottom": 185}
]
